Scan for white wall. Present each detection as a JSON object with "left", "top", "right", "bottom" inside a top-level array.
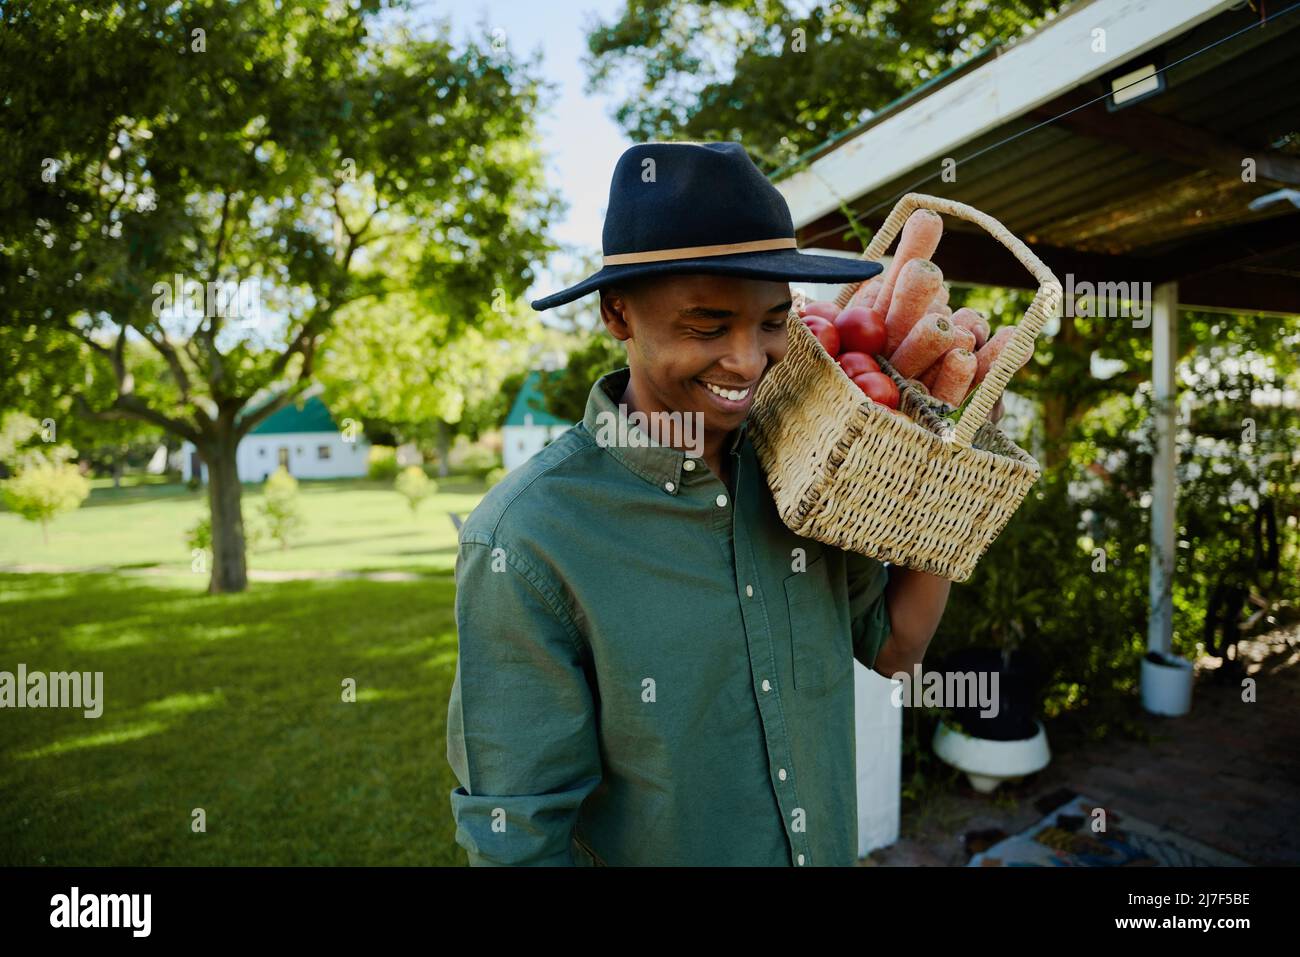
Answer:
[
  {"left": 503, "top": 423, "right": 570, "bottom": 471},
  {"left": 181, "top": 433, "right": 370, "bottom": 483}
]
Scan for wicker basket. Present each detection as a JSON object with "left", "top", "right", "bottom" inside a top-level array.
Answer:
[{"left": 748, "top": 192, "right": 1062, "bottom": 582}]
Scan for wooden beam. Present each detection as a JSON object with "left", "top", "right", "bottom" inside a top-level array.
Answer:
[{"left": 1030, "top": 90, "right": 1300, "bottom": 188}]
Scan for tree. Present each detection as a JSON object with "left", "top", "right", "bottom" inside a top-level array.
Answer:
[
  {"left": 584, "top": 0, "right": 1068, "bottom": 171},
  {"left": 0, "top": 0, "right": 562, "bottom": 592},
  {"left": 258, "top": 467, "right": 302, "bottom": 550},
  {"left": 395, "top": 465, "right": 435, "bottom": 514}
]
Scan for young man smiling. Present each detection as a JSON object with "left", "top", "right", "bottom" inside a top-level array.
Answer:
[{"left": 446, "top": 142, "right": 953, "bottom": 866}]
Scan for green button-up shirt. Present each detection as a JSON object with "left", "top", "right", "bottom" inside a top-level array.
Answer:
[{"left": 446, "top": 367, "right": 892, "bottom": 866}]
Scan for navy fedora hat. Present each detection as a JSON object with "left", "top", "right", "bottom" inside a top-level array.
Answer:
[{"left": 529, "top": 141, "right": 883, "bottom": 311}]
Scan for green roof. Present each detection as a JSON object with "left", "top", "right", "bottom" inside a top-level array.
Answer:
[
  {"left": 245, "top": 394, "right": 339, "bottom": 434},
  {"left": 505, "top": 370, "right": 569, "bottom": 428}
]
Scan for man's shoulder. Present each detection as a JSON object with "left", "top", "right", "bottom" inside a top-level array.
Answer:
[{"left": 458, "top": 425, "right": 597, "bottom": 545}]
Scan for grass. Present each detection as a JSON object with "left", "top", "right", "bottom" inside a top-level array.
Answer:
[
  {"left": 0, "top": 571, "right": 468, "bottom": 866},
  {"left": 0, "top": 475, "right": 489, "bottom": 575}
]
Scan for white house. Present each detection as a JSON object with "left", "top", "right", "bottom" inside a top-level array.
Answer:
[
  {"left": 181, "top": 393, "right": 370, "bottom": 483},
  {"left": 502, "top": 370, "right": 573, "bottom": 472}
]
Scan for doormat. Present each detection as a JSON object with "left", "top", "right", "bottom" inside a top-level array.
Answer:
[{"left": 967, "top": 792, "right": 1248, "bottom": 867}]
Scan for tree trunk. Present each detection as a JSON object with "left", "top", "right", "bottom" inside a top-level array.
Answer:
[
  {"left": 112, "top": 449, "right": 123, "bottom": 489},
  {"left": 203, "top": 427, "right": 248, "bottom": 594},
  {"left": 435, "top": 420, "right": 450, "bottom": 478}
]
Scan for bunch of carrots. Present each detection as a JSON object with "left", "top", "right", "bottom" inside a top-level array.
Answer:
[{"left": 799, "top": 208, "right": 1025, "bottom": 419}]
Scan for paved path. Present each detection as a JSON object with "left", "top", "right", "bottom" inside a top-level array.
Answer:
[{"left": 864, "top": 622, "right": 1300, "bottom": 866}]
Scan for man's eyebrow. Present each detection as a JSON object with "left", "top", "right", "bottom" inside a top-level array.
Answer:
[{"left": 677, "top": 300, "right": 793, "bottom": 320}]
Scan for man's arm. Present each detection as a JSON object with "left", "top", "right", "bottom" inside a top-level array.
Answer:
[
  {"left": 446, "top": 538, "right": 602, "bottom": 866},
  {"left": 873, "top": 566, "right": 951, "bottom": 678}
]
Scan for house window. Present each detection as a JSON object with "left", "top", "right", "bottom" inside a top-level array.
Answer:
[
  {"left": 318, "top": 445, "right": 331, "bottom": 460},
  {"left": 258, "top": 447, "right": 266, "bottom": 457}
]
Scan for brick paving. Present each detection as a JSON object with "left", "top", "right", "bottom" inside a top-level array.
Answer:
[{"left": 861, "top": 622, "right": 1300, "bottom": 866}]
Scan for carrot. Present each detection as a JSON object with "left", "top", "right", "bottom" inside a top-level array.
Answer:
[
  {"left": 890, "top": 313, "right": 957, "bottom": 379},
  {"left": 930, "top": 348, "right": 977, "bottom": 406},
  {"left": 875, "top": 209, "right": 943, "bottom": 318},
  {"left": 951, "top": 308, "right": 989, "bottom": 349},
  {"left": 884, "top": 258, "right": 944, "bottom": 355},
  {"left": 847, "top": 277, "right": 882, "bottom": 311},
  {"left": 973, "top": 326, "right": 1023, "bottom": 385},
  {"left": 951, "top": 325, "right": 976, "bottom": 353},
  {"left": 929, "top": 283, "right": 950, "bottom": 309},
  {"left": 918, "top": 362, "right": 942, "bottom": 391},
  {"left": 927, "top": 302, "right": 952, "bottom": 320}
]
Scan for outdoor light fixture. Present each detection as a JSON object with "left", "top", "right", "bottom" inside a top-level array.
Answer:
[{"left": 1105, "top": 58, "right": 1166, "bottom": 111}]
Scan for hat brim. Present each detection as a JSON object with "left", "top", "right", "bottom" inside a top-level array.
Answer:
[{"left": 529, "top": 249, "right": 884, "bottom": 311}]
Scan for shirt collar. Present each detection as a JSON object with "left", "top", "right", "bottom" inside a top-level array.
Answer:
[{"left": 582, "top": 367, "right": 750, "bottom": 494}]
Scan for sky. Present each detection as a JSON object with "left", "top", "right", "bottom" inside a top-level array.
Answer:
[{"left": 411, "top": 0, "right": 633, "bottom": 314}]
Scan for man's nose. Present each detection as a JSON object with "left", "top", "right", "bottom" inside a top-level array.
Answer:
[{"left": 720, "top": 327, "right": 770, "bottom": 382}]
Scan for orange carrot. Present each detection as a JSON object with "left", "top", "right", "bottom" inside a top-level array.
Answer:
[
  {"left": 930, "top": 348, "right": 977, "bottom": 406},
  {"left": 890, "top": 313, "right": 957, "bottom": 379},
  {"left": 847, "top": 277, "right": 882, "bottom": 311},
  {"left": 951, "top": 325, "right": 976, "bottom": 353},
  {"left": 918, "top": 362, "right": 942, "bottom": 391},
  {"left": 951, "top": 307, "right": 989, "bottom": 349},
  {"left": 927, "top": 302, "right": 953, "bottom": 320},
  {"left": 973, "top": 326, "right": 1023, "bottom": 385},
  {"left": 884, "top": 259, "right": 944, "bottom": 354},
  {"left": 875, "top": 209, "right": 943, "bottom": 318}
]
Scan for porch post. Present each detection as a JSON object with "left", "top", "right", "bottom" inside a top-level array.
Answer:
[{"left": 1148, "top": 281, "right": 1178, "bottom": 657}]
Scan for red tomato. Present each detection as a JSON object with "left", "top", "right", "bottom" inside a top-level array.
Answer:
[
  {"left": 837, "top": 351, "right": 879, "bottom": 379},
  {"left": 852, "top": 371, "right": 900, "bottom": 409},
  {"left": 799, "top": 300, "right": 840, "bottom": 322},
  {"left": 834, "top": 305, "right": 887, "bottom": 356},
  {"left": 802, "top": 316, "right": 840, "bottom": 356}
]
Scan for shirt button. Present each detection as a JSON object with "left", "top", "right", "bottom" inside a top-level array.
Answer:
[
  {"left": 745, "top": 584, "right": 753, "bottom": 597},
  {"left": 683, "top": 459, "right": 696, "bottom": 471},
  {"left": 797, "top": 854, "right": 806, "bottom": 866},
  {"left": 664, "top": 481, "right": 675, "bottom": 492},
  {"left": 778, "top": 768, "right": 787, "bottom": 781},
  {"left": 716, "top": 493, "right": 728, "bottom": 508},
  {"left": 761, "top": 679, "right": 771, "bottom": 692}
]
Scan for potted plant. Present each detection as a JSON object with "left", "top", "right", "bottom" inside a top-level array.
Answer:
[
  {"left": 928, "top": 547, "right": 1052, "bottom": 793},
  {"left": 1140, "top": 648, "right": 1193, "bottom": 716}
]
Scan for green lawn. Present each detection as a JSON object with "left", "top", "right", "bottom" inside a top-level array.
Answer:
[
  {"left": 0, "top": 571, "right": 468, "bottom": 865},
  {"left": 0, "top": 475, "right": 488, "bottom": 575}
]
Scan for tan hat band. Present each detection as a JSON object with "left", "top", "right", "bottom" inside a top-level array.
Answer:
[{"left": 602, "top": 237, "right": 797, "bottom": 267}]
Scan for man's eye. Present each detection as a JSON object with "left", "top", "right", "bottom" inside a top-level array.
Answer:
[
  {"left": 689, "top": 327, "right": 726, "bottom": 338},
  {"left": 763, "top": 320, "right": 787, "bottom": 332}
]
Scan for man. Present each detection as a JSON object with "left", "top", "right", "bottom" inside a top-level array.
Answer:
[{"left": 446, "top": 141, "right": 952, "bottom": 866}]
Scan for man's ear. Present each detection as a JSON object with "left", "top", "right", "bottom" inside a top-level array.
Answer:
[{"left": 599, "top": 287, "right": 634, "bottom": 343}]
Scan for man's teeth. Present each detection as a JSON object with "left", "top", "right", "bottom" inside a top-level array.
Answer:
[{"left": 702, "top": 381, "right": 750, "bottom": 401}]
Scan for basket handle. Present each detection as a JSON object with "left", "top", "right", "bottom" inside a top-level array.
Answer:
[{"left": 831, "top": 193, "right": 1062, "bottom": 448}]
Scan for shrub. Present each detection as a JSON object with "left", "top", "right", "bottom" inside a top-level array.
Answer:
[
  {"left": 1, "top": 450, "right": 90, "bottom": 544},
  {"left": 367, "top": 445, "right": 399, "bottom": 481},
  {"left": 258, "top": 467, "right": 303, "bottom": 550},
  {"left": 456, "top": 445, "right": 500, "bottom": 479},
  {"left": 485, "top": 466, "right": 507, "bottom": 489},
  {"left": 395, "top": 465, "right": 436, "bottom": 514}
]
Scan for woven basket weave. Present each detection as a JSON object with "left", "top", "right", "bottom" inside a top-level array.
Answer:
[{"left": 749, "top": 192, "right": 1062, "bottom": 582}]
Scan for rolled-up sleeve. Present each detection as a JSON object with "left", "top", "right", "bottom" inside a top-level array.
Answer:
[
  {"left": 845, "top": 552, "right": 892, "bottom": 672},
  {"left": 446, "top": 537, "right": 603, "bottom": 866}
]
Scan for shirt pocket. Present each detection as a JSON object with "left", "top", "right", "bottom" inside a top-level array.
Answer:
[{"left": 783, "top": 553, "right": 848, "bottom": 693}]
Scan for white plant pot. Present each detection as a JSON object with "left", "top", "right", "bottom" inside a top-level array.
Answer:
[
  {"left": 932, "top": 718, "right": 1051, "bottom": 794},
  {"left": 1141, "top": 652, "right": 1193, "bottom": 716}
]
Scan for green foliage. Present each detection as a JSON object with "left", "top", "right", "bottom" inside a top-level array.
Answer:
[
  {"left": 258, "top": 468, "right": 303, "bottom": 550},
  {"left": 485, "top": 466, "right": 507, "bottom": 489},
  {"left": 367, "top": 445, "right": 399, "bottom": 482},
  {"left": 455, "top": 445, "right": 501, "bottom": 480},
  {"left": 585, "top": 0, "right": 1068, "bottom": 171},
  {"left": 536, "top": 332, "right": 627, "bottom": 423},
  {"left": 186, "top": 514, "right": 213, "bottom": 553},
  {"left": 1, "top": 448, "right": 91, "bottom": 542},
  {"left": 394, "top": 465, "right": 435, "bottom": 514}
]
